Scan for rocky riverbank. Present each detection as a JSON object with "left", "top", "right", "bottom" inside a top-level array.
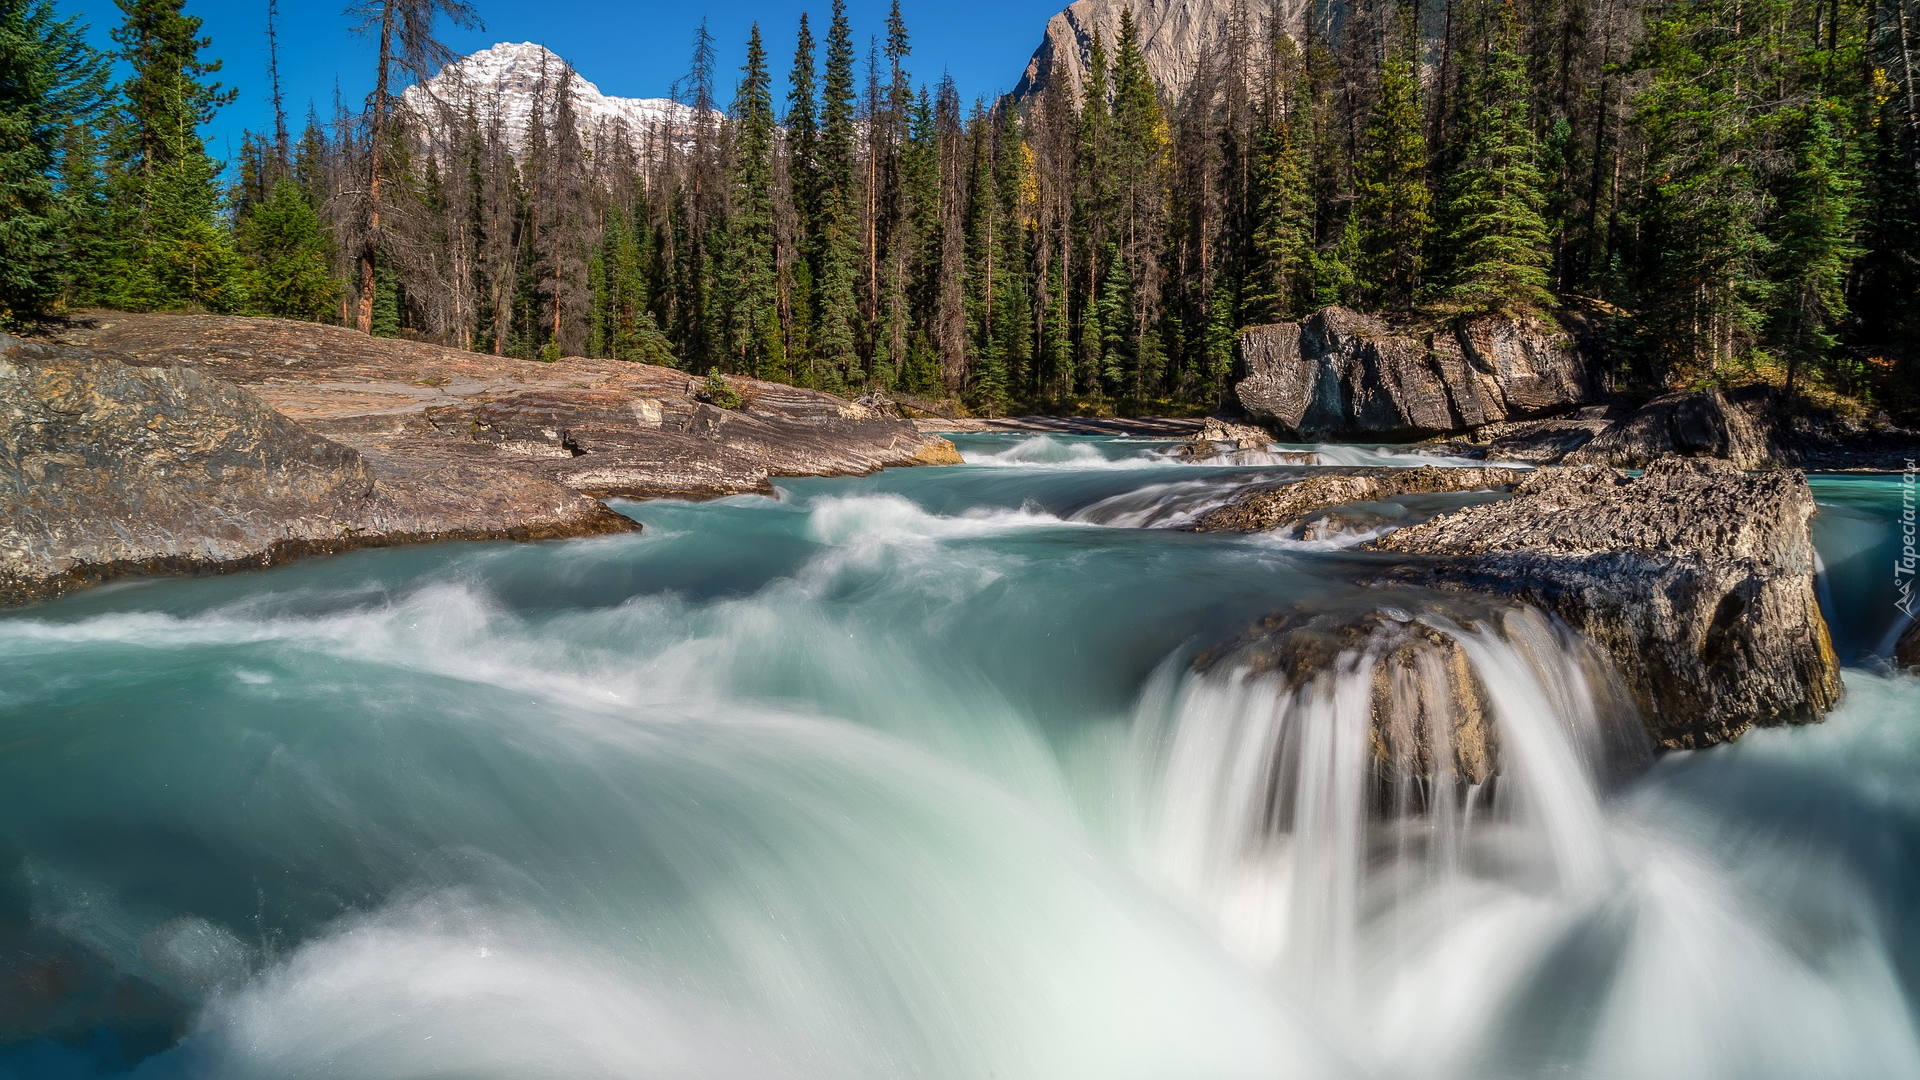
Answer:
[
  {"left": 1196, "top": 459, "right": 1841, "bottom": 751},
  {"left": 2, "top": 315, "right": 961, "bottom": 606}
]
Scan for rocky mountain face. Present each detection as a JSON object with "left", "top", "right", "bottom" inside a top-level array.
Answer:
[
  {"left": 404, "top": 42, "right": 711, "bottom": 157},
  {"left": 1015, "top": 0, "right": 1305, "bottom": 102}
]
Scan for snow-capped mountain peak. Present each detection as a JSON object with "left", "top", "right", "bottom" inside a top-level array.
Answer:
[{"left": 404, "top": 42, "right": 712, "bottom": 156}]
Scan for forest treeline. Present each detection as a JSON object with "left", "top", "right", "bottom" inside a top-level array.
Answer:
[{"left": 2, "top": 0, "right": 1916, "bottom": 415}]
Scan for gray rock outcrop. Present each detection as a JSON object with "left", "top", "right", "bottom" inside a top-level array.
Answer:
[
  {"left": 0, "top": 337, "right": 636, "bottom": 606},
  {"left": 1374, "top": 459, "right": 1842, "bottom": 748},
  {"left": 5, "top": 314, "right": 964, "bottom": 606},
  {"left": 1562, "top": 389, "right": 1772, "bottom": 469},
  {"left": 1234, "top": 308, "right": 1589, "bottom": 440},
  {"left": 1198, "top": 606, "right": 1505, "bottom": 788},
  {"left": 1188, "top": 465, "right": 1525, "bottom": 533}
]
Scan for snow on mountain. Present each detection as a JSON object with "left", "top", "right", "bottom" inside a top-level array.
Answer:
[{"left": 403, "top": 42, "right": 713, "bottom": 158}]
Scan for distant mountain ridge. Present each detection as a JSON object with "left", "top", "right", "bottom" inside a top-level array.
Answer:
[
  {"left": 1014, "top": 0, "right": 1307, "bottom": 102},
  {"left": 403, "top": 42, "right": 712, "bottom": 156}
]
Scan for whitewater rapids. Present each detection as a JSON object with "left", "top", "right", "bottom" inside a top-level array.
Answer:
[{"left": 0, "top": 434, "right": 1913, "bottom": 1080}]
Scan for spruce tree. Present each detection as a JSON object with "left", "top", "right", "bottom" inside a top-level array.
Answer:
[
  {"left": 1440, "top": 2, "right": 1554, "bottom": 315},
  {"left": 1630, "top": 0, "right": 1774, "bottom": 371},
  {"left": 1353, "top": 55, "right": 1432, "bottom": 310},
  {"left": 722, "top": 25, "right": 782, "bottom": 377},
  {"left": 1244, "top": 114, "right": 1315, "bottom": 321},
  {"left": 236, "top": 178, "right": 338, "bottom": 320},
  {"left": 812, "top": 0, "right": 862, "bottom": 383},
  {"left": 0, "top": 0, "right": 108, "bottom": 322},
  {"left": 106, "top": 0, "right": 242, "bottom": 313},
  {"left": 1769, "top": 101, "right": 1861, "bottom": 396}
]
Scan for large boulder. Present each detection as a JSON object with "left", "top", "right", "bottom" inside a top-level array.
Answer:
[
  {"left": 1234, "top": 308, "right": 1589, "bottom": 440},
  {"left": 1564, "top": 389, "right": 1771, "bottom": 470},
  {"left": 1374, "top": 459, "right": 1842, "bottom": 748}
]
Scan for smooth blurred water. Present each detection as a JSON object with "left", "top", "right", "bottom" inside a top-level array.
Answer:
[{"left": 0, "top": 435, "right": 1913, "bottom": 1080}]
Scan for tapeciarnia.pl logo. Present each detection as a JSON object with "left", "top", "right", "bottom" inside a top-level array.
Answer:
[{"left": 1899, "top": 460, "right": 1918, "bottom": 620}]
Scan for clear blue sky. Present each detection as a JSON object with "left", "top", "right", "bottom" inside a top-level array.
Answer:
[{"left": 53, "top": 0, "right": 1065, "bottom": 164}]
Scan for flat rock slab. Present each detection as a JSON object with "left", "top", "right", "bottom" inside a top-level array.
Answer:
[
  {"left": 0, "top": 338, "right": 633, "bottom": 606},
  {"left": 4, "top": 314, "right": 964, "bottom": 605},
  {"left": 59, "top": 313, "right": 961, "bottom": 504}
]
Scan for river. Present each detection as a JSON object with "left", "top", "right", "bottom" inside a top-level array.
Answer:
[{"left": 0, "top": 434, "right": 1914, "bottom": 1079}]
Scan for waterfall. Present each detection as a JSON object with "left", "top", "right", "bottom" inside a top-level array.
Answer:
[{"left": 1133, "top": 606, "right": 1644, "bottom": 1033}]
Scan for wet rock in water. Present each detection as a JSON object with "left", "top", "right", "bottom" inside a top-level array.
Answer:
[
  {"left": 1201, "top": 607, "right": 1502, "bottom": 787},
  {"left": 1188, "top": 466, "right": 1525, "bottom": 534},
  {"left": 1234, "top": 307, "right": 1588, "bottom": 440},
  {"left": 1564, "top": 389, "right": 1772, "bottom": 470},
  {"left": 1417, "top": 406, "right": 1621, "bottom": 464},
  {"left": 1173, "top": 417, "right": 1281, "bottom": 461},
  {"left": 1896, "top": 620, "right": 1920, "bottom": 672},
  {"left": 1373, "top": 459, "right": 1842, "bottom": 748},
  {"left": 0, "top": 336, "right": 635, "bottom": 607}
]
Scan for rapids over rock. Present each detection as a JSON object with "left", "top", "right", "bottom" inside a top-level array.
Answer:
[{"left": 0, "top": 433, "right": 1915, "bottom": 1080}]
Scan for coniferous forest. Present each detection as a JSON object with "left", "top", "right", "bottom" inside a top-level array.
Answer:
[{"left": 3, "top": 0, "right": 1917, "bottom": 417}]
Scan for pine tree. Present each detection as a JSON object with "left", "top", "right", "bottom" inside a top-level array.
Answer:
[
  {"left": 347, "top": 0, "right": 482, "bottom": 333},
  {"left": 813, "top": 0, "right": 862, "bottom": 383},
  {"left": 104, "top": 0, "right": 240, "bottom": 312},
  {"left": 236, "top": 178, "right": 338, "bottom": 320},
  {"left": 0, "top": 0, "right": 108, "bottom": 322},
  {"left": 722, "top": 24, "right": 782, "bottom": 377},
  {"left": 1439, "top": 1, "right": 1554, "bottom": 314},
  {"left": 1353, "top": 54, "right": 1432, "bottom": 309},
  {"left": 1244, "top": 113, "right": 1315, "bottom": 321},
  {"left": 1769, "top": 100, "right": 1862, "bottom": 396}
]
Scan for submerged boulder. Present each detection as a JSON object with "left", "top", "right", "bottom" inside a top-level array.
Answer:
[
  {"left": 1234, "top": 308, "right": 1589, "bottom": 440},
  {"left": 1374, "top": 459, "right": 1842, "bottom": 748},
  {"left": 1201, "top": 607, "right": 1503, "bottom": 788}
]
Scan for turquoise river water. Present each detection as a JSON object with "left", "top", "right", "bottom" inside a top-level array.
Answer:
[{"left": 0, "top": 434, "right": 1915, "bottom": 1079}]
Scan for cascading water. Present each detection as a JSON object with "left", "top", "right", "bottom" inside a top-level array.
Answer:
[{"left": 0, "top": 434, "right": 1915, "bottom": 1080}]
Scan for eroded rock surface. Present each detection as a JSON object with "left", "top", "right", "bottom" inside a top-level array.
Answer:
[
  {"left": 6, "top": 314, "right": 962, "bottom": 605},
  {"left": 58, "top": 313, "right": 962, "bottom": 503},
  {"left": 1373, "top": 459, "right": 1842, "bottom": 747},
  {"left": 1563, "top": 390, "right": 1771, "bottom": 470},
  {"left": 1234, "top": 308, "right": 1588, "bottom": 440},
  {"left": 0, "top": 336, "right": 634, "bottom": 606},
  {"left": 1200, "top": 607, "right": 1503, "bottom": 787},
  {"left": 1189, "top": 466, "right": 1525, "bottom": 534}
]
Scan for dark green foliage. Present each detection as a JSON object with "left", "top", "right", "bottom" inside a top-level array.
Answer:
[
  {"left": 1354, "top": 56, "right": 1433, "bottom": 309},
  {"left": 235, "top": 179, "right": 338, "bottom": 320},
  {"left": 104, "top": 0, "right": 240, "bottom": 313},
  {"left": 0, "top": 0, "right": 108, "bottom": 322},
  {"left": 1768, "top": 102, "right": 1861, "bottom": 394},
  {"left": 38, "top": 0, "right": 1896, "bottom": 419},
  {"left": 721, "top": 24, "right": 782, "bottom": 378},
  {"left": 701, "top": 368, "right": 744, "bottom": 409},
  {"left": 1438, "top": 1, "right": 1553, "bottom": 315}
]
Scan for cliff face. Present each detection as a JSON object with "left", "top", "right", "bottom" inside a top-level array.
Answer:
[
  {"left": 1014, "top": 0, "right": 1305, "bottom": 103},
  {"left": 1234, "top": 308, "right": 1590, "bottom": 440}
]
